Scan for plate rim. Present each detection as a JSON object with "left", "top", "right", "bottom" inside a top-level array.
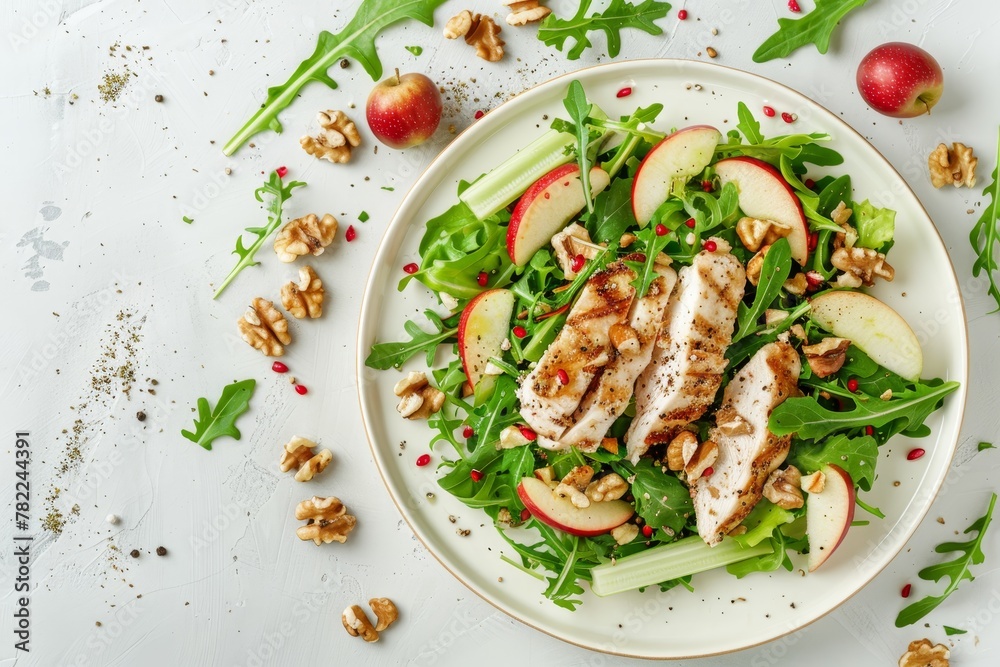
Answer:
[{"left": 355, "top": 58, "right": 970, "bottom": 659}]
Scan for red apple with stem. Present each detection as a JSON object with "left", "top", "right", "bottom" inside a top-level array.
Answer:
[
  {"left": 365, "top": 69, "right": 443, "bottom": 149},
  {"left": 856, "top": 43, "right": 944, "bottom": 118}
]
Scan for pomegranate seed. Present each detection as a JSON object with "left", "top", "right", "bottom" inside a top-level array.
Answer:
[
  {"left": 901, "top": 583, "right": 912, "bottom": 598},
  {"left": 788, "top": 0, "right": 801, "bottom": 12},
  {"left": 702, "top": 179, "right": 714, "bottom": 192},
  {"left": 294, "top": 384, "right": 308, "bottom": 395},
  {"left": 655, "top": 223, "right": 669, "bottom": 236},
  {"left": 762, "top": 105, "right": 776, "bottom": 117},
  {"left": 477, "top": 271, "right": 488, "bottom": 287},
  {"left": 403, "top": 262, "right": 419, "bottom": 274},
  {"left": 907, "top": 448, "right": 926, "bottom": 461},
  {"left": 808, "top": 232, "right": 818, "bottom": 251},
  {"left": 556, "top": 369, "right": 569, "bottom": 385},
  {"left": 470, "top": 469, "right": 484, "bottom": 482},
  {"left": 474, "top": 109, "right": 485, "bottom": 119},
  {"left": 271, "top": 361, "right": 288, "bottom": 373},
  {"left": 345, "top": 225, "right": 357, "bottom": 242},
  {"left": 519, "top": 426, "right": 537, "bottom": 441},
  {"left": 685, "top": 218, "right": 696, "bottom": 228},
  {"left": 704, "top": 240, "right": 718, "bottom": 253},
  {"left": 616, "top": 87, "right": 633, "bottom": 98},
  {"left": 520, "top": 508, "right": 531, "bottom": 522},
  {"left": 847, "top": 378, "right": 859, "bottom": 393},
  {"left": 805, "top": 178, "right": 816, "bottom": 190},
  {"left": 416, "top": 454, "right": 431, "bottom": 467},
  {"left": 865, "top": 425, "right": 875, "bottom": 436},
  {"left": 571, "top": 254, "right": 586, "bottom": 272},
  {"left": 805, "top": 270, "right": 824, "bottom": 287},
  {"left": 512, "top": 325, "right": 527, "bottom": 338},
  {"left": 276, "top": 166, "right": 288, "bottom": 178},
  {"left": 781, "top": 112, "right": 795, "bottom": 124},
  {"left": 678, "top": 9, "right": 688, "bottom": 20},
  {"left": 462, "top": 426, "right": 474, "bottom": 438},
  {"left": 641, "top": 525, "right": 654, "bottom": 538},
  {"left": 702, "top": 466, "right": 714, "bottom": 478}
]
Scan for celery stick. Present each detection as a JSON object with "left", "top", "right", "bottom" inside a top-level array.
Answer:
[
  {"left": 589, "top": 536, "right": 773, "bottom": 597},
  {"left": 460, "top": 105, "right": 609, "bottom": 220}
]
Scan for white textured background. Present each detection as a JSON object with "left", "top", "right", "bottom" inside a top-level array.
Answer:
[{"left": 2, "top": 0, "right": 999, "bottom": 665}]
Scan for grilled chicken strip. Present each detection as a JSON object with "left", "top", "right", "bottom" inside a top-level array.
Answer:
[
  {"left": 517, "top": 262, "right": 636, "bottom": 440},
  {"left": 625, "top": 247, "right": 745, "bottom": 462},
  {"left": 693, "top": 341, "right": 802, "bottom": 546},
  {"left": 559, "top": 262, "right": 678, "bottom": 451}
]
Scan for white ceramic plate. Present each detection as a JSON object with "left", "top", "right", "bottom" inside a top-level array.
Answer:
[{"left": 356, "top": 60, "right": 968, "bottom": 659}]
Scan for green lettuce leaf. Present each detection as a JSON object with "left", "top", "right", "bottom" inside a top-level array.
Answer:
[{"left": 854, "top": 199, "right": 896, "bottom": 249}]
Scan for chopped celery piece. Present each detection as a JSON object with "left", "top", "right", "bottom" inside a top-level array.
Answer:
[
  {"left": 460, "top": 105, "right": 608, "bottom": 220},
  {"left": 589, "top": 536, "right": 772, "bottom": 597}
]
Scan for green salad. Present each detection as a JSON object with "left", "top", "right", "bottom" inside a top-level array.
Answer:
[{"left": 365, "top": 80, "right": 959, "bottom": 610}]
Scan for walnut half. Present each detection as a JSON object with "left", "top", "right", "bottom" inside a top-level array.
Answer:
[
  {"left": 929, "top": 142, "right": 976, "bottom": 189},
  {"left": 274, "top": 213, "right": 338, "bottom": 263},
  {"left": 281, "top": 265, "right": 325, "bottom": 319},
  {"left": 279, "top": 436, "right": 332, "bottom": 482},
  {"left": 393, "top": 371, "right": 445, "bottom": 420},
  {"left": 444, "top": 10, "right": 505, "bottom": 62},
  {"left": 898, "top": 639, "right": 950, "bottom": 667},
  {"left": 763, "top": 466, "right": 804, "bottom": 510},
  {"left": 301, "top": 110, "right": 361, "bottom": 164},
  {"left": 802, "top": 337, "right": 851, "bottom": 378},
  {"left": 503, "top": 0, "right": 551, "bottom": 26},
  {"left": 238, "top": 298, "right": 291, "bottom": 357},
  {"left": 831, "top": 246, "right": 894, "bottom": 287},
  {"left": 295, "top": 496, "right": 356, "bottom": 545}
]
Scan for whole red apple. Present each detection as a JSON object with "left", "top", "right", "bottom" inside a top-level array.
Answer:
[
  {"left": 856, "top": 42, "right": 943, "bottom": 118},
  {"left": 365, "top": 69, "right": 442, "bottom": 149}
]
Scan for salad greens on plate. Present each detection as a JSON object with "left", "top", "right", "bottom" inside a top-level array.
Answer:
[{"left": 366, "top": 81, "right": 959, "bottom": 610}]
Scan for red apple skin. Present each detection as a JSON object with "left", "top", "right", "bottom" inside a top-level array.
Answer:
[
  {"left": 365, "top": 71, "right": 443, "bottom": 149},
  {"left": 857, "top": 43, "right": 943, "bottom": 118},
  {"left": 822, "top": 464, "right": 856, "bottom": 556},
  {"left": 457, "top": 289, "right": 514, "bottom": 388},
  {"left": 631, "top": 125, "right": 722, "bottom": 226},
  {"left": 714, "top": 156, "right": 810, "bottom": 265},
  {"left": 507, "top": 163, "right": 581, "bottom": 262},
  {"left": 517, "top": 478, "right": 634, "bottom": 537}
]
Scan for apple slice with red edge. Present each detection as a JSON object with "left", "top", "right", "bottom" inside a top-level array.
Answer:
[
  {"left": 457, "top": 288, "right": 515, "bottom": 390},
  {"left": 517, "top": 477, "right": 634, "bottom": 537},
  {"left": 809, "top": 290, "right": 923, "bottom": 381},
  {"left": 631, "top": 125, "right": 723, "bottom": 226},
  {"left": 805, "top": 464, "right": 855, "bottom": 572},
  {"left": 506, "top": 163, "right": 610, "bottom": 266},
  {"left": 715, "top": 156, "right": 810, "bottom": 265}
]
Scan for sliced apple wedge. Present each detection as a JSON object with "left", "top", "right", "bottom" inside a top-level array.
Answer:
[
  {"left": 517, "top": 477, "right": 634, "bottom": 537},
  {"left": 806, "top": 464, "right": 855, "bottom": 572},
  {"left": 506, "top": 164, "right": 610, "bottom": 266},
  {"left": 809, "top": 291, "right": 923, "bottom": 381},
  {"left": 715, "top": 156, "right": 810, "bottom": 265},
  {"left": 632, "top": 125, "right": 722, "bottom": 226},
  {"left": 457, "top": 288, "right": 515, "bottom": 389}
]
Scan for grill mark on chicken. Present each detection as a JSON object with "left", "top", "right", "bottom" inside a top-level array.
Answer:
[
  {"left": 692, "top": 341, "right": 802, "bottom": 546},
  {"left": 625, "top": 249, "right": 745, "bottom": 461},
  {"left": 517, "top": 262, "right": 636, "bottom": 440}
]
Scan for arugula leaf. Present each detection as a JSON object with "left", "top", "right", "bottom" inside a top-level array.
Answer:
[
  {"left": 223, "top": 0, "right": 446, "bottom": 154},
  {"left": 613, "top": 459, "right": 692, "bottom": 534},
  {"left": 181, "top": 379, "right": 256, "bottom": 450},
  {"left": 970, "top": 127, "right": 1000, "bottom": 312},
  {"left": 788, "top": 434, "right": 878, "bottom": 492},
  {"left": 733, "top": 238, "right": 792, "bottom": 343},
  {"left": 364, "top": 310, "right": 459, "bottom": 370},
  {"left": 753, "top": 0, "right": 871, "bottom": 63},
  {"left": 769, "top": 381, "right": 960, "bottom": 441},
  {"left": 817, "top": 174, "right": 852, "bottom": 217},
  {"left": 943, "top": 626, "right": 968, "bottom": 636},
  {"left": 537, "top": 0, "right": 672, "bottom": 61},
  {"left": 213, "top": 173, "right": 305, "bottom": 299},
  {"left": 588, "top": 177, "right": 638, "bottom": 243},
  {"left": 563, "top": 80, "right": 595, "bottom": 213},
  {"left": 896, "top": 493, "right": 997, "bottom": 627},
  {"left": 624, "top": 225, "right": 672, "bottom": 297},
  {"left": 736, "top": 101, "right": 763, "bottom": 144},
  {"left": 853, "top": 199, "right": 896, "bottom": 249}
]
